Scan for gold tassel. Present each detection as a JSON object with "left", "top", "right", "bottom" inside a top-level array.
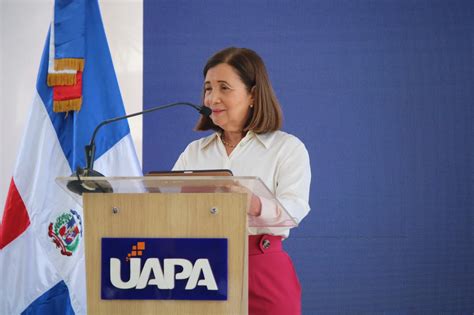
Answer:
[
  {"left": 55, "top": 58, "right": 85, "bottom": 71},
  {"left": 53, "top": 97, "right": 82, "bottom": 113},
  {"left": 47, "top": 73, "right": 76, "bottom": 86}
]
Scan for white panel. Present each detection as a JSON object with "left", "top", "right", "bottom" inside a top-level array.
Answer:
[{"left": 101, "top": 0, "right": 143, "bottom": 167}]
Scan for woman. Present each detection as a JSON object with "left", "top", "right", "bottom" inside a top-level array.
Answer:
[{"left": 173, "top": 47, "right": 311, "bottom": 315}]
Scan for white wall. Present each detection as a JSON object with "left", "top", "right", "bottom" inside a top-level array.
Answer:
[{"left": 0, "top": 0, "right": 143, "bottom": 217}]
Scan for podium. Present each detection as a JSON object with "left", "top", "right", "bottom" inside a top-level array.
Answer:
[{"left": 57, "top": 176, "right": 297, "bottom": 315}]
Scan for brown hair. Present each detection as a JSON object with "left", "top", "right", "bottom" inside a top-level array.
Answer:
[{"left": 195, "top": 47, "right": 283, "bottom": 133}]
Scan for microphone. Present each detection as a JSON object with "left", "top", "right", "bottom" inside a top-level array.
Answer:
[{"left": 67, "top": 102, "right": 211, "bottom": 195}]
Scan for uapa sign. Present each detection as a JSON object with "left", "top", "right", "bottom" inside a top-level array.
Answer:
[{"left": 101, "top": 238, "right": 228, "bottom": 300}]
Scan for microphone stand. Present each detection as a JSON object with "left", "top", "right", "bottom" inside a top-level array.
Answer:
[{"left": 67, "top": 102, "right": 211, "bottom": 195}]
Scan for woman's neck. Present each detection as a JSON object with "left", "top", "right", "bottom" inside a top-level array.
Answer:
[{"left": 223, "top": 130, "right": 245, "bottom": 145}]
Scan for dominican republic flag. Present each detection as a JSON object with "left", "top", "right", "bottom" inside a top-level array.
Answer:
[{"left": 0, "top": 0, "right": 142, "bottom": 314}]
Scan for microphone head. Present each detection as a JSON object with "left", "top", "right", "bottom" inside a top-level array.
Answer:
[{"left": 199, "top": 105, "right": 212, "bottom": 117}]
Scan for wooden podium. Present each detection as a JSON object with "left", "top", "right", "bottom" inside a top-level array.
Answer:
[{"left": 57, "top": 176, "right": 297, "bottom": 315}]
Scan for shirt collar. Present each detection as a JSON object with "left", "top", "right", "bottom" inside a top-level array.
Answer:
[
  {"left": 253, "top": 131, "right": 275, "bottom": 149},
  {"left": 199, "top": 132, "right": 220, "bottom": 150}
]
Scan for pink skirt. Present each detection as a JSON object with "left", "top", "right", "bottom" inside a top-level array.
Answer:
[{"left": 248, "top": 234, "right": 302, "bottom": 315}]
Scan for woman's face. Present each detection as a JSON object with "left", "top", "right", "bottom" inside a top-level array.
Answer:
[{"left": 204, "top": 63, "right": 253, "bottom": 133}]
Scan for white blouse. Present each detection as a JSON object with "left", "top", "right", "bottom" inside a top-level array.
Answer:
[{"left": 173, "top": 130, "right": 311, "bottom": 238}]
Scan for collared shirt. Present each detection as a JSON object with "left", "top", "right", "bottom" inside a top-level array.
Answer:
[{"left": 173, "top": 130, "right": 311, "bottom": 238}]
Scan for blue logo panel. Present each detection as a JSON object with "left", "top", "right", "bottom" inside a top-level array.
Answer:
[{"left": 101, "top": 238, "right": 228, "bottom": 300}]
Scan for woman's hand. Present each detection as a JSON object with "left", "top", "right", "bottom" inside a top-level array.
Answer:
[
  {"left": 248, "top": 193, "right": 262, "bottom": 216},
  {"left": 226, "top": 184, "right": 262, "bottom": 216}
]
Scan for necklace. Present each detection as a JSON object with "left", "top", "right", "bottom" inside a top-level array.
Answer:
[{"left": 221, "top": 135, "right": 237, "bottom": 148}]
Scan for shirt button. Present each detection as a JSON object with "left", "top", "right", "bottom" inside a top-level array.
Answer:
[{"left": 262, "top": 239, "right": 271, "bottom": 249}]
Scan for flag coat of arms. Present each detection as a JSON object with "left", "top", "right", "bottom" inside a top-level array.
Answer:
[{"left": 0, "top": 0, "right": 142, "bottom": 313}]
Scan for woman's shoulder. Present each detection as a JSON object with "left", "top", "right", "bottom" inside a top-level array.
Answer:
[
  {"left": 262, "top": 130, "right": 307, "bottom": 148},
  {"left": 183, "top": 132, "right": 219, "bottom": 151},
  {"left": 271, "top": 131, "right": 310, "bottom": 164}
]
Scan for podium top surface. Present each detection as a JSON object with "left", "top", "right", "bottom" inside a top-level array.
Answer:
[{"left": 56, "top": 176, "right": 297, "bottom": 228}]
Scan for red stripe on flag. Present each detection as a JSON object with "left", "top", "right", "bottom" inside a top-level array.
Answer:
[
  {"left": 0, "top": 178, "right": 30, "bottom": 249},
  {"left": 53, "top": 71, "right": 83, "bottom": 101}
]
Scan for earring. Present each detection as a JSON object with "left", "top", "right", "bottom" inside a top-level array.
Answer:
[{"left": 250, "top": 104, "right": 254, "bottom": 108}]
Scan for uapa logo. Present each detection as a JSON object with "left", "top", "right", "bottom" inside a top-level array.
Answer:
[
  {"left": 110, "top": 241, "right": 218, "bottom": 291},
  {"left": 48, "top": 209, "right": 83, "bottom": 256},
  {"left": 102, "top": 238, "right": 228, "bottom": 300}
]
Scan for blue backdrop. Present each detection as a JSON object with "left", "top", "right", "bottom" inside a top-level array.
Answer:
[{"left": 143, "top": 1, "right": 474, "bottom": 313}]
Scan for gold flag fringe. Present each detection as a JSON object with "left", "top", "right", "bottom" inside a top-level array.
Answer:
[
  {"left": 47, "top": 73, "right": 76, "bottom": 86},
  {"left": 53, "top": 97, "right": 82, "bottom": 113},
  {"left": 55, "top": 58, "right": 85, "bottom": 71}
]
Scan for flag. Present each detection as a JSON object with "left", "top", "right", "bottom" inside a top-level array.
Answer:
[{"left": 0, "top": 0, "right": 142, "bottom": 314}]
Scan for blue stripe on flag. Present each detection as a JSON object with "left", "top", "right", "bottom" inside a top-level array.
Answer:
[
  {"left": 21, "top": 281, "right": 74, "bottom": 315},
  {"left": 54, "top": 0, "right": 86, "bottom": 59},
  {"left": 36, "top": 0, "right": 130, "bottom": 172}
]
